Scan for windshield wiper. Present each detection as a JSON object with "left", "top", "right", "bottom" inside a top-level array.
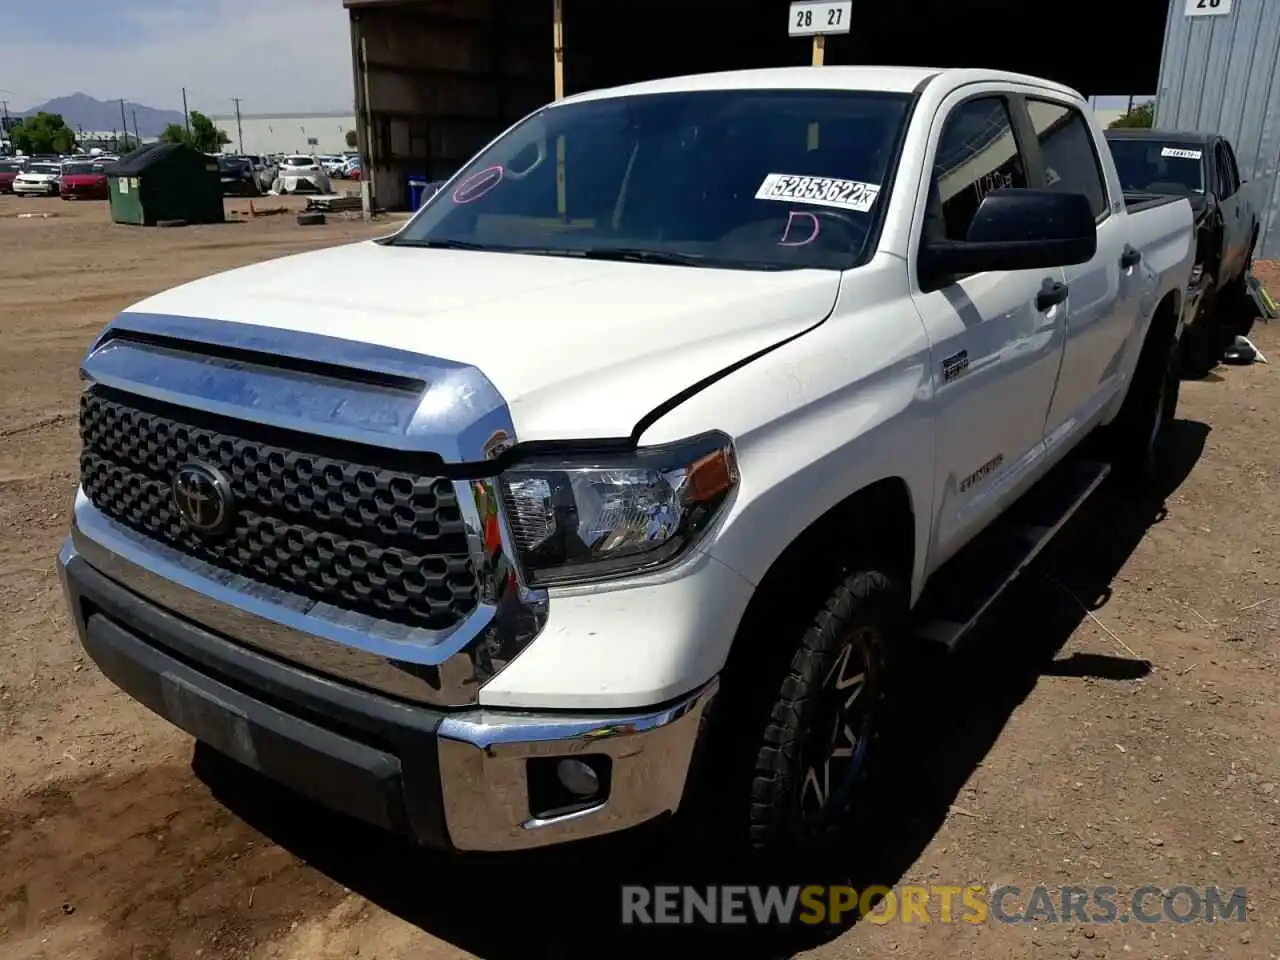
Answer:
[
  {"left": 388, "top": 239, "right": 793, "bottom": 270},
  {"left": 578, "top": 247, "right": 712, "bottom": 267},
  {"left": 388, "top": 237, "right": 493, "bottom": 251},
  {"left": 387, "top": 238, "right": 587, "bottom": 257}
]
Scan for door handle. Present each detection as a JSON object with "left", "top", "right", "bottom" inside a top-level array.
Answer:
[
  {"left": 1036, "top": 279, "right": 1069, "bottom": 311},
  {"left": 1120, "top": 245, "right": 1142, "bottom": 269}
]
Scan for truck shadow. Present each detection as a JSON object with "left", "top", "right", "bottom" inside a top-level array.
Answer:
[{"left": 192, "top": 418, "right": 1209, "bottom": 960}]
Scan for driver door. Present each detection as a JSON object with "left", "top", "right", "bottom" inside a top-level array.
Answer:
[{"left": 909, "top": 90, "right": 1067, "bottom": 568}]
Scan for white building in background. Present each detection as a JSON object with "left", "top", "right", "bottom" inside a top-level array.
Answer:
[
  {"left": 1094, "top": 108, "right": 1128, "bottom": 129},
  {"left": 206, "top": 111, "right": 357, "bottom": 156}
]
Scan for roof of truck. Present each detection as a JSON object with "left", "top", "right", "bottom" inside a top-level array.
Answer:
[{"left": 558, "top": 66, "right": 1084, "bottom": 105}]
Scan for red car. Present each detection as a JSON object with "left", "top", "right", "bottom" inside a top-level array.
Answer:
[
  {"left": 59, "top": 162, "right": 109, "bottom": 200},
  {"left": 0, "top": 158, "right": 25, "bottom": 194}
]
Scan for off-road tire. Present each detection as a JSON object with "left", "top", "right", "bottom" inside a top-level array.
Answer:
[
  {"left": 747, "top": 568, "right": 906, "bottom": 857},
  {"left": 1111, "top": 313, "right": 1180, "bottom": 489}
]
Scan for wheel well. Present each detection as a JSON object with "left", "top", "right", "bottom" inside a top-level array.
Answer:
[{"left": 717, "top": 477, "right": 915, "bottom": 700}]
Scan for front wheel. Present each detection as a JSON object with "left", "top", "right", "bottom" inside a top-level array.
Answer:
[{"left": 747, "top": 568, "right": 905, "bottom": 856}]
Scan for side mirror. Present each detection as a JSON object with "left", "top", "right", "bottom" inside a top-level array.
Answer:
[{"left": 922, "top": 189, "right": 1097, "bottom": 278}]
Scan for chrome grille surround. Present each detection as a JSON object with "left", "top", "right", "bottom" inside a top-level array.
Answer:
[{"left": 72, "top": 312, "right": 548, "bottom": 707}]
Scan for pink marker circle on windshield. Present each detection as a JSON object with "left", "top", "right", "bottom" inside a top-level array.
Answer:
[{"left": 452, "top": 165, "right": 504, "bottom": 204}]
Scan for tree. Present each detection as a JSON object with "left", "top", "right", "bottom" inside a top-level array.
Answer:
[
  {"left": 190, "top": 111, "right": 230, "bottom": 153},
  {"left": 10, "top": 112, "right": 76, "bottom": 154},
  {"left": 160, "top": 111, "right": 230, "bottom": 153},
  {"left": 345, "top": 129, "right": 358, "bottom": 149},
  {"left": 1109, "top": 101, "right": 1155, "bottom": 129}
]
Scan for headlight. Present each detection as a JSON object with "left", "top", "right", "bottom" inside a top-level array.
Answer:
[{"left": 498, "top": 431, "right": 738, "bottom": 586}]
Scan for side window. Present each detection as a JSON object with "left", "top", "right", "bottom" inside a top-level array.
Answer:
[
  {"left": 1026, "top": 99, "right": 1109, "bottom": 220},
  {"left": 1223, "top": 140, "right": 1243, "bottom": 192},
  {"left": 929, "top": 97, "right": 1028, "bottom": 241},
  {"left": 1214, "top": 142, "right": 1238, "bottom": 198}
]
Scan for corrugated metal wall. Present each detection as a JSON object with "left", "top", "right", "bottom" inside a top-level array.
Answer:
[{"left": 1156, "top": 0, "right": 1280, "bottom": 258}]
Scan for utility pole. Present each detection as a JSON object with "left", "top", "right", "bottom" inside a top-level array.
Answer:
[
  {"left": 552, "top": 0, "right": 565, "bottom": 101},
  {"left": 132, "top": 109, "right": 140, "bottom": 148},
  {"left": 232, "top": 97, "right": 244, "bottom": 153},
  {"left": 119, "top": 98, "right": 129, "bottom": 149},
  {"left": 0, "top": 100, "right": 9, "bottom": 152},
  {"left": 182, "top": 87, "right": 190, "bottom": 136}
]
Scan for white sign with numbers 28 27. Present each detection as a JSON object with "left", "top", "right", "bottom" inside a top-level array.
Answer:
[
  {"left": 788, "top": 1, "right": 854, "bottom": 36},
  {"left": 1185, "top": 0, "right": 1232, "bottom": 17}
]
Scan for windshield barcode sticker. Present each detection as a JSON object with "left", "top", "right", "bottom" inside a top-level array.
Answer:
[
  {"left": 1161, "top": 147, "right": 1202, "bottom": 160},
  {"left": 755, "top": 173, "right": 881, "bottom": 213}
]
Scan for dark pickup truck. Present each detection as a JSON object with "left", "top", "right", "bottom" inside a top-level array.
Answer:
[{"left": 1106, "top": 128, "right": 1260, "bottom": 374}]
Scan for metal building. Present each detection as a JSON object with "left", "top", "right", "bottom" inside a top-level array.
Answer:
[
  {"left": 205, "top": 112, "right": 358, "bottom": 158},
  {"left": 345, "top": 0, "right": 1171, "bottom": 210},
  {"left": 1156, "top": 0, "right": 1280, "bottom": 257}
]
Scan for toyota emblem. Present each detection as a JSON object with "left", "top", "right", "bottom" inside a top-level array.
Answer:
[{"left": 172, "top": 462, "right": 235, "bottom": 536}]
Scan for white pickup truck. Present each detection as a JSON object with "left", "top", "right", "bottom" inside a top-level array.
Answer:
[{"left": 59, "top": 66, "right": 1197, "bottom": 856}]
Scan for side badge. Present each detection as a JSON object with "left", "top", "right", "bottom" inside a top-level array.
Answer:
[{"left": 941, "top": 350, "right": 970, "bottom": 383}]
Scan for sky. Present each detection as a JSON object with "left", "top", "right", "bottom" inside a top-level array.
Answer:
[
  {"left": 0, "top": 0, "right": 1151, "bottom": 118},
  {"left": 0, "top": 0, "right": 354, "bottom": 115}
]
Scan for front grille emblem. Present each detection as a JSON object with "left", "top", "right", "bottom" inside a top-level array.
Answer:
[{"left": 172, "top": 462, "right": 235, "bottom": 536}]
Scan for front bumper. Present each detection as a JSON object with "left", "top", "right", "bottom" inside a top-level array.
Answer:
[{"left": 58, "top": 539, "right": 715, "bottom": 852}]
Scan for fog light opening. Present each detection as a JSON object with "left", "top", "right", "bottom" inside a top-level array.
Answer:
[{"left": 527, "top": 754, "right": 612, "bottom": 820}]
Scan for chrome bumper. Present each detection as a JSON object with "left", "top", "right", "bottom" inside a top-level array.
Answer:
[
  {"left": 436, "top": 679, "right": 716, "bottom": 851},
  {"left": 58, "top": 537, "right": 716, "bottom": 851}
]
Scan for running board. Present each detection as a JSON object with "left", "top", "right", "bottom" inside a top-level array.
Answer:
[{"left": 914, "top": 460, "right": 1110, "bottom": 650}]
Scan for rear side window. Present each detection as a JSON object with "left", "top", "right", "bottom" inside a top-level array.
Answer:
[
  {"left": 1026, "top": 99, "right": 1109, "bottom": 219},
  {"left": 929, "top": 97, "right": 1028, "bottom": 241}
]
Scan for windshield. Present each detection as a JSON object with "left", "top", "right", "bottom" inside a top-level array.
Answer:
[
  {"left": 0, "top": 162, "right": 22, "bottom": 173},
  {"left": 62, "top": 163, "right": 97, "bottom": 175},
  {"left": 1108, "top": 138, "right": 1205, "bottom": 195},
  {"left": 282, "top": 157, "right": 314, "bottom": 167},
  {"left": 391, "top": 89, "right": 911, "bottom": 271},
  {"left": 31, "top": 163, "right": 60, "bottom": 175},
  {"left": 218, "top": 156, "right": 251, "bottom": 173}
]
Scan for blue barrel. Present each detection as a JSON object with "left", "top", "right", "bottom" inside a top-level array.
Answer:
[{"left": 407, "top": 178, "right": 429, "bottom": 211}]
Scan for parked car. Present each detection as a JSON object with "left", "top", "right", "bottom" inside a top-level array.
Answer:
[
  {"left": 243, "top": 154, "right": 276, "bottom": 193},
  {"left": 1106, "top": 128, "right": 1260, "bottom": 374},
  {"left": 216, "top": 155, "right": 261, "bottom": 197},
  {"left": 60, "top": 66, "right": 1197, "bottom": 857},
  {"left": 12, "top": 161, "right": 62, "bottom": 196},
  {"left": 271, "top": 155, "right": 331, "bottom": 194},
  {"left": 0, "top": 157, "right": 26, "bottom": 194},
  {"left": 58, "top": 161, "right": 109, "bottom": 200},
  {"left": 319, "top": 155, "right": 347, "bottom": 177}
]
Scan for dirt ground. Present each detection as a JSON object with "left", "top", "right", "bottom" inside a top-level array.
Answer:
[{"left": 0, "top": 194, "right": 1277, "bottom": 960}]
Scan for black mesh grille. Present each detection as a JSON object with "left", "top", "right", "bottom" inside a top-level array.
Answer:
[{"left": 79, "top": 388, "right": 479, "bottom": 631}]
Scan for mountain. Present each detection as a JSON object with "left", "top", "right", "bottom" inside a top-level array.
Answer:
[{"left": 18, "top": 94, "right": 186, "bottom": 138}]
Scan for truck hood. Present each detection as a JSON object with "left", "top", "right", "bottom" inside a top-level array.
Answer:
[{"left": 125, "top": 240, "right": 841, "bottom": 442}]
